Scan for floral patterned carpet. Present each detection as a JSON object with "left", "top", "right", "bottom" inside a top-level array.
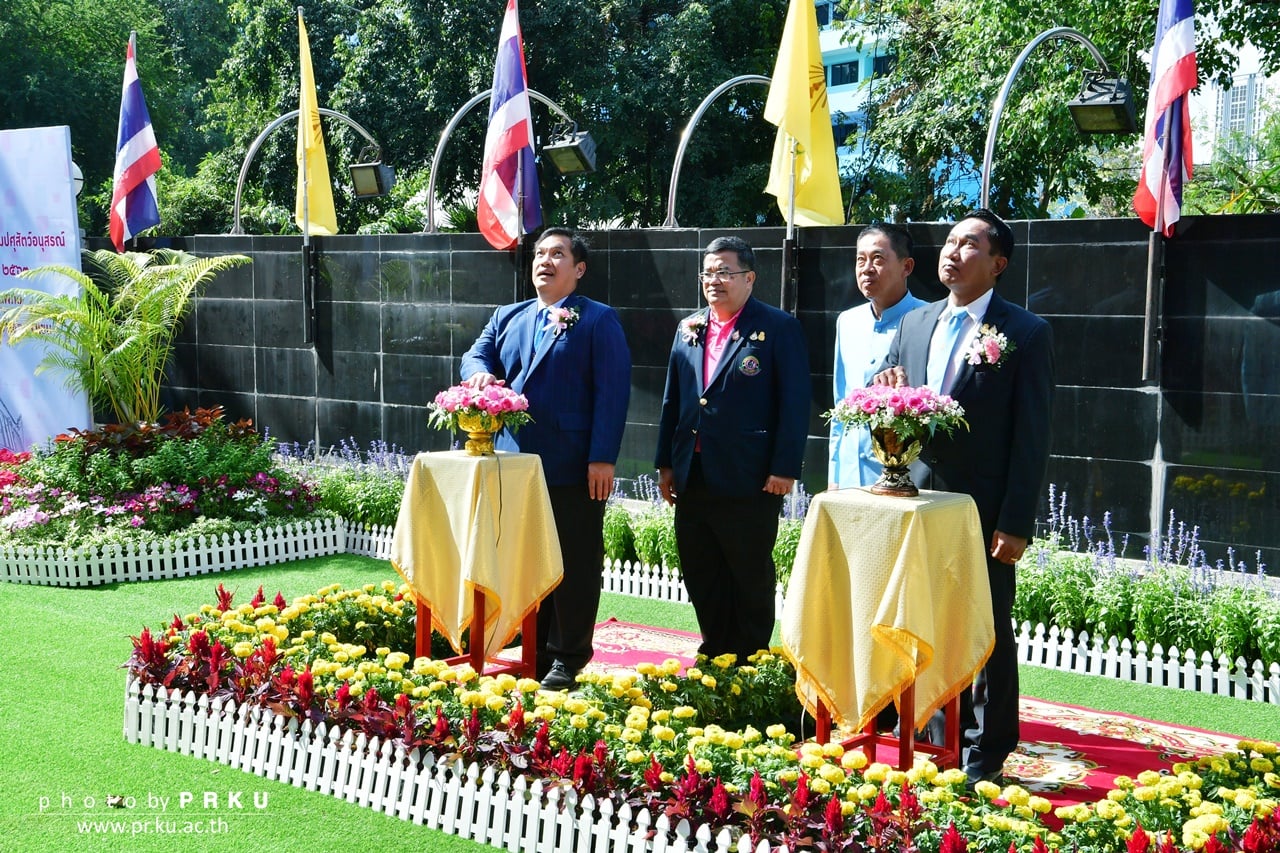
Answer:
[{"left": 558, "top": 619, "right": 1244, "bottom": 808}]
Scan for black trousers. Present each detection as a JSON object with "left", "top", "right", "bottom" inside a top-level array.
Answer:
[
  {"left": 958, "top": 552, "right": 1020, "bottom": 774},
  {"left": 537, "top": 485, "right": 606, "bottom": 674},
  {"left": 674, "top": 456, "right": 782, "bottom": 660}
]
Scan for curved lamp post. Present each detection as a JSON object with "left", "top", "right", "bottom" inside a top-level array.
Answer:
[
  {"left": 980, "top": 26, "right": 1132, "bottom": 209},
  {"left": 422, "top": 88, "right": 583, "bottom": 233},
  {"left": 662, "top": 74, "right": 772, "bottom": 228},
  {"left": 230, "top": 108, "right": 387, "bottom": 234}
]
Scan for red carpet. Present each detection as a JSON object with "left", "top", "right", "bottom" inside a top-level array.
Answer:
[{"left": 547, "top": 619, "right": 1245, "bottom": 807}]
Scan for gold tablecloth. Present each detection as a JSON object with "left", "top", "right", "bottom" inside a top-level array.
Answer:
[
  {"left": 389, "top": 451, "right": 564, "bottom": 659},
  {"left": 781, "top": 488, "right": 993, "bottom": 732}
]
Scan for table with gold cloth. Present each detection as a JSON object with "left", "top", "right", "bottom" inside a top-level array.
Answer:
[
  {"left": 781, "top": 488, "right": 993, "bottom": 767},
  {"left": 389, "top": 451, "right": 564, "bottom": 672}
]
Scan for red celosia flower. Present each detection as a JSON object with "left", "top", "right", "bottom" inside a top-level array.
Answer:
[
  {"left": 823, "top": 794, "right": 843, "bottom": 836},
  {"left": 1156, "top": 830, "right": 1179, "bottom": 853},
  {"left": 644, "top": 755, "right": 664, "bottom": 791},
  {"left": 941, "top": 822, "right": 968, "bottom": 853},
  {"left": 531, "top": 722, "right": 552, "bottom": 766},
  {"left": 188, "top": 630, "right": 210, "bottom": 658},
  {"left": 169, "top": 613, "right": 184, "bottom": 633},
  {"left": 431, "top": 706, "right": 451, "bottom": 741},
  {"left": 507, "top": 700, "right": 526, "bottom": 739},
  {"left": 791, "top": 771, "right": 810, "bottom": 814},
  {"left": 748, "top": 771, "right": 768, "bottom": 810},
  {"left": 871, "top": 790, "right": 892, "bottom": 816},
  {"left": 550, "top": 747, "right": 572, "bottom": 777},
  {"left": 464, "top": 707, "right": 482, "bottom": 743},
  {"left": 333, "top": 682, "right": 353, "bottom": 710},
  {"left": 708, "top": 780, "right": 731, "bottom": 821},
  {"left": 899, "top": 785, "right": 922, "bottom": 820},
  {"left": 215, "top": 583, "right": 233, "bottom": 612},
  {"left": 593, "top": 739, "right": 608, "bottom": 768},
  {"left": 295, "top": 669, "right": 314, "bottom": 710},
  {"left": 250, "top": 585, "right": 265, "bottom": 607},
  {"left": 1031, "top": 836, "right": 1051, "bottom": 853},
  {"left": 1202, "top": 835, "right": 1227, "bottom": 853},
  {"left": 572, "top": 752, "right": 595, "bottom": 790},
  {"left": 272, "top": 591, "right": 287, "bottom": 609},
  {"left": 1128, "top": 823, "right": 1150, "bottom": 853}
]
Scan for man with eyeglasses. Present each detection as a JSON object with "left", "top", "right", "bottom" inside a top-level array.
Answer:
[{"left": 654, "top": 236, "right": 810, "bottom": 660}]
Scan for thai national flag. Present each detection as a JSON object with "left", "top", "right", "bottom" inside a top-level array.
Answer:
[
  {"left": 1133, "top": 0, "right": 1197, "bottom": 237},
  {"left": 109, "top": 31, "right": 162, "bottom": 252},
  {"left": 476, "top": 0, "right": 541, "bottom": 251}
]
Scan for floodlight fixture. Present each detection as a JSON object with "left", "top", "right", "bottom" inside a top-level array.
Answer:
[
  {"left": 349, "top": 161, "right": 396, "bottom": 198},
  {"left": 543, "top": 124, "right": 597, "bottom": 175},
  {"left": 1067, "top": 71, "right": 1139, "bottom": 134}
]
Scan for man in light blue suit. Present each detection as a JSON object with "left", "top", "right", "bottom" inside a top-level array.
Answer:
[
  {"left": 655, "top": 236, "right": 810, "bottom": 660},
  {"left": 461, "top": 227, "right": 631, "bottom": 690}
]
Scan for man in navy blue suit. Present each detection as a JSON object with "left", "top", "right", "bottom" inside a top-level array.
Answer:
[
  {"left": 655, "top": 236, "right": 811, "bottom": 661},
  {"left": 460, "top": 227, "right": 631, "bottom": 690},
  {"left": 875, "top": 209, "right": 1054, "bottom": 786}
]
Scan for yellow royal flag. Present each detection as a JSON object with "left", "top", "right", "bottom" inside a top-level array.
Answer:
[
  {"left": 763, "top": 0, "right": 844, "bottom": 226},
  {"left": 295, "top": 10, "right": 337, "bottom": 236}
]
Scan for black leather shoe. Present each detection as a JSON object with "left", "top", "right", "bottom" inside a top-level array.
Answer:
[{"left": 540, "top": 661, "right": 577, "bottom": 691}]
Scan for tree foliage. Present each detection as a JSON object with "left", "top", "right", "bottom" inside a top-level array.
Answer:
[
  {"left": 843, "top": 0, "right": 1280, "bottom": 222},
  {"left": 1184, "top": 101, "right": 1280, "bottom": 215}
]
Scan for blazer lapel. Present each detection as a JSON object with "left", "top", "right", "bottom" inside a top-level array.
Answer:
[
  {"left": 914, "top": 301, "right": 947, "bottom": 387},
  {"left": 527, "top": 301, "right": 554, "bottom": 376},
  {"left": 950, "top": 293, "right": 1009, "bottom": 397}
]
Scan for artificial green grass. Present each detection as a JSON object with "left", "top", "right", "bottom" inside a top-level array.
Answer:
[{"left": 1, "top": 553, "right": 1274, "bottom": 852}]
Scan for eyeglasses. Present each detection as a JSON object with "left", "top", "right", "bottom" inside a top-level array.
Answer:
[{"left": 698, "top": 269, "right": 751, "bottom": 284}]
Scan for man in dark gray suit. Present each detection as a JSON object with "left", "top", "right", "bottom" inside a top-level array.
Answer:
[{"left": 874, "top": 209, "right": 1054, "bottom": 786}]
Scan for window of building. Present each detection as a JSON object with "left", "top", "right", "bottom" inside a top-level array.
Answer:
[
  {"left": 829, "top": 60, "right": 860, "bottom": 88},
  {"left": 872, "top": 54, "right": 897, "bottom": 78},
  {"left": 814, "top": 1, "right": 845, "bottom": 27}
]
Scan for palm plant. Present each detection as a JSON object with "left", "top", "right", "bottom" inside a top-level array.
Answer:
[{"left": 1, "top": 248, "right": 250, "bottom": 425}]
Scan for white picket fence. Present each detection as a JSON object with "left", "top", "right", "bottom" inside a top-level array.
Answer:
[
  {"left": 0, "top": 518, "right": 344, "bottom": 587},
  {"left": 123, "top": 678, "right": 785, "bottom": 853}
]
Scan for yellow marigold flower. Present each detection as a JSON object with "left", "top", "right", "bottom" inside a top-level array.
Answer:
[
  {"left": 651, "top": 709, "right": 671, "bottom": 724},
  {"left": 439, "top": 668, "right": 458, "bottom": 682},
  {"left": 723, "top": 733, "right": 744, "bottom": 750},
  {"left": 232, "top": 641, "right": 254, "bottom": 658},
  {"left": 456, "top": 665, "right": 478, "bottom": 683},
  {"left": 652, "top": 725, "right": 676, "bottom": 742},
  {"left": 1107, "top": 789, "right": 1128, "bottom": 802},
  {"left": 1252, "top": 758, "right": 1275, "bottom": 773},
  {"left": 564, "top": 698, "right": 589, "bottom": 715},
  {"left": 849, "top": 782, "right": 875, "bottom": 802},
  {"left": 348, "top": 683, "right": 365, "bottom": 697},
  {"left": 383, "top": 652, "right": 410, "bottom": 671},
  {"left": 1134, "top": 786, "right": 1159, "bottom": 802},
  {"left": 659, "top": 659, "right": 682, "bottom": 676},
  {"left": 778, "top": 770, "right": 799, "bottom": 783},
  {"left": 692, "top": 758, "right": 712, "bottom": 775},
  {"left": 1095, "top": 799, "right": 1125, "bottom": 821},
  {"left": 1002, "top": 785, "right": 1030, "bottom": 807},
  {"left": 886, "top": 770, "right": 908, "bottom": 787},
  {"left": 819, "top": 765, "right": 846, "bottom": 785},
  {"left": 620, "top": 727, "right": 643, "bottom": 744},
  {"left": 686, "top": 668, "right": 702, "bottom": 680},
  {"left": 567, "top": 714, "right": 587, "bottom": 730},
  {"left": 1029, "top": 796, "right": 1053, "bottom": 814},
  {"left": 659, "top": 681, "right": 678, "bottom": 693},
  {"left": 799, "top": 753, "right": 824, "bottom": 769},
  {"left": 799, "top": 742, "right": 824, "bottom": 757},
  {"left": 766, "top": 724, "right": 789, "bottom": 740},
  {"left": 1113, "top": 775, "right": 1135, "bottom": 789},
  {"left": 742, "top": 725, "right": 762, "bottom": 744},
  {"left": 335, "top": 666, "right": 356, "bottom": 681},
  {"left": 349, "top": 645, "right": 367, "bottom": 659},
  {"left": 659, "top": 771, "right": 674, "bottom": 784},
  {"left": 626, "top": 750, "right": 647, "bottom": 764},
  {"left": 864, "top": 763, "right": 889, "bottom": 783},
  {"left": 386, "top": 672, "right": 403, "bottom": 683},
  {"left": 700, "top": 675, "right": 717, "bottom": 689},
  {"left": 515, "top": 677, "right": 540, "bottom": 693},
  {"left": 672, "top": 705, "right": 696, "bottom": 720},
  {"left": 973, "top": 780, "right": 1001, "bottom": 800},
  {"left": 1136, "top": 770, "right": 1162, "bottom": 786},
  {"left": 711, "top": 653, "right": 736, "bottom": 668},
  {"left": 935, "top": 767, "right": 967, "bottom": 787},
  {"left": 636, "top": 662, "right": 658, "bottom": 677},
  {"left": 840, "top": 750, "right": 868, "bottom": 771},
  {"left": 810, "top": 778, "right": 831, "bottom": 795}
]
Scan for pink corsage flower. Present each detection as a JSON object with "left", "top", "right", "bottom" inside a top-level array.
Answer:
[
  {"left": 544, "top": 306, "right": 580, "bottom": 337},
  {"left": 679, "top": 312, "right": 708, "bottom": 347},
  {"left": 965, "top": 324, "right": 1015, "bottom": 369}
]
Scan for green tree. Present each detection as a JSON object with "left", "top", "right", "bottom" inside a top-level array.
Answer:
[
  {"left": 842, "top": 0, "right": 1280, "bottom": 221},
  {"left": 1184, "top": 100, "right": 1280, "bottom": 214},
  {"left": 2, "top": 250, "right": 250, "bottom": 425}
]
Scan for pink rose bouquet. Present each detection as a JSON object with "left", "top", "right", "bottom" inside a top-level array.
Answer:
[
  {"left": 823, "top": 384, "right": 967, "bottom": 440},
  {"left": 427, "top": 382, "right": 533, "bottom": 434}
]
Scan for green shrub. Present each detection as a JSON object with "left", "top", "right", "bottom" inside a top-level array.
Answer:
[
  {"left": 772, "top": 517, "right": 805, "bottom": 590},
  {"left": 603, "top": 502, "right": 637, "bottom": 563},
  {"left": 310, "top": 467, "right": 405, "bottom": 528},
  {"left": 632, "top": 505, "right": 678, "bottom": 571}
]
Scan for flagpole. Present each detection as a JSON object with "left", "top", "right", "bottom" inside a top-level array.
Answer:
[
  {"left": 298, "top": 6, "right": 316, "bottom": 347},
  {"left": 780, "top": 138, "right": 798, "bottom": 314},
  {"left": 1141, "top": 108, "right": 1176, "bottom": 383}
]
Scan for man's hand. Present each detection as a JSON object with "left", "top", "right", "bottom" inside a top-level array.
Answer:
[
  {"left": 763, "top": 475, "right": 795, "bottom": 496},
  {"left": 657, "top": 467, "right": 677, "bottom": 505},
  {"left": 588, "top": 462, "right": 615, "bottom": 501},
  {"left": 463, "top": 373, "right": 499, "bottom": 389},
  {"left": 990, "top": 530, "right": 1027, "bottom": 566},
  {"left": 872, "top": 366, "right": 907, "bottom": 387}
]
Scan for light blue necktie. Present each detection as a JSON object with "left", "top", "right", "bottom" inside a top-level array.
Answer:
[
  {"left": 533, "top": 307, "right": 549, "bottom": 350},
  {"left": 926, "top": 308, "right": 967, "bottom": 392}
]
